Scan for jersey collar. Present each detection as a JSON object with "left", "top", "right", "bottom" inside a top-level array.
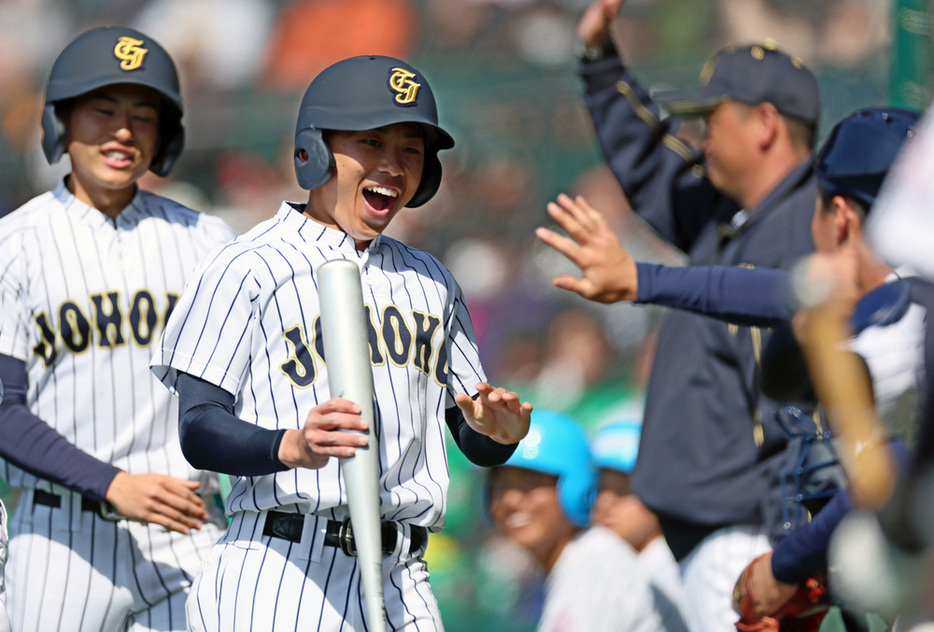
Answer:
[
  {"left": 279, "top": 202, "right": 384, "bottom": 254},
  {"left": 52, "top": 179, "right": 146, "bottom": 229}
]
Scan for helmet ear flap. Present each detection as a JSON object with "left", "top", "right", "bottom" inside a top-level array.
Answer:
[
  {"left": 41, "top": 104, "right": 66, "bottom": 165},
  {"left": 407, "top": 152, "right": 442, "bottom": 208},
  {"left": 294, "top": 127, "right": 336, "bottom": 191},
  {"left": 150, "top": 125, "right": 184, "bottom": 177},
  {"left": 557, "top": 468, "right": 598, "bottom": 528}
]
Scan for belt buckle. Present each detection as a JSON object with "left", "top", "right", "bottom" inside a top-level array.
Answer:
[
  {"left": 338, "top": 517, "right": 357, "bottom": 557},
  {"left": 97, "top": 501, "right": 124, "bottom": 522}
]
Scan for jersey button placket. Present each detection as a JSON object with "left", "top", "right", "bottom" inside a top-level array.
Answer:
[{"left": 360, "top": 253, "right": 375, "bottom": 289}]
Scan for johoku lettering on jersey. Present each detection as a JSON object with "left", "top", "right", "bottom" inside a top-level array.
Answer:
[
  {"left": 31, "top": 288, "right": 180, "bottom": 367},
  {"left": 153, "top": 205, "right": 487, "bottom": 529},
  {"left": 0, "top": 183, "right": 236, "bottom": 487},
  {"left": 279, "top": 302, "right": 448, "bottom": 390}
]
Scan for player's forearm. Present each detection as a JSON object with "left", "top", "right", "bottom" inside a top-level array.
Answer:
[
  {"left": 770, "top": 489, "right": 851, "bottom": 584},
  {"left": 769, "top": 437, "right": 911, "bottom": 583},
  {"left": 636, "top": 263, "right": 793, "bottom": 326},
  {"left": 0, "top": 354, "right": 120, "bottom": 503},
  {"left": 445, "top": 404, "right": 518, "bottom": 467},
  {"left": 176, "top": 372, "right": 290, "bottom": 476}
]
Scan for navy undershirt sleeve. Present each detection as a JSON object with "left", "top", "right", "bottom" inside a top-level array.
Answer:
[
  {"left": 0, "top": 354, "right": 120, "bottom": 503},
  {"left": 635, "top": 263, "right": 793, "bottom": 327},
  {"left": 771, "top": 439, "right": 913, "bottom": 584},
  {"left": 176, "top": 375, "right": 516, "bottom": 473},
  {"left": 177, "top": 373, "right": 288, "bottom": 476},
  {"left": 770, "top": 489, "right": 852, "bottom": 584},
  {"left": 445, "top": 401, "right": 518, "bottom": 467}
]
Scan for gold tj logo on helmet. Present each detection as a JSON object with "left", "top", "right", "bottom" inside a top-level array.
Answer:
[
  {"left": 113, "top": 36, "right": 149, "bottom": 71},
  {"left": 389, "top": 68, "right": 420, "bottom": 105}
]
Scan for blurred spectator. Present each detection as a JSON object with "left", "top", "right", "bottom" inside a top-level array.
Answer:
[
  {"left": 717, "top": 0, "right": 890, "bottom": 69},
  {"left": 133, "top": 0, "right": 274, "bottom": 91},
  {"left": 0, "top": 1, "right": 73, "bottom": 212},
  {"left": 444, "top": 233, "right": 555, "bottom": 380},
  {"left": 259, "top": 0, "right": 417, "bottom": 91},
  {"left": 591, "top": 421, "right": 690, "bottom": 632},
  {"left": 487, "top": 409, "right": 664, "bottom": 631},
  {"left": 419, "top": 0, "right": 511, "bottom": 59},
  {"left": 211, "top": 150, "right": 295, "bottom": 233},
  {"left": 523, "top": 307, "right": 638, "bottom": 431},
  {"left": 510, "top": 4, "right": 578, "bottom": 66}
]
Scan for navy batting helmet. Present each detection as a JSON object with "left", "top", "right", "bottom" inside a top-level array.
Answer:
[
  {"left": 816, "top": 107, "right": 921, "bottom": 209},
  {"left": 42, "top": 26, "right": 184, "bottom": 177},
  {"left": 499, "top": 409, "right": 597, "bottom": 527},
  {"left": 293, "top": 55, "right": 454, "bottom": 207}
]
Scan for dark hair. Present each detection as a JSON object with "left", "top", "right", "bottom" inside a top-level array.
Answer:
[
  {"left": 818, "top": 188, "right": 868, "bottom": 220},
  {"left": 784, "top": 115, "right": 817, "bottom": 151}
]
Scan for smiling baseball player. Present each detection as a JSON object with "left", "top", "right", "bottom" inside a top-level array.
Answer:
[
  {"left": 151, "top": 54, "right": 532, "bottom": 632},
  {"left": 0, "top": 26, "right": 235, "bottom": 631}
]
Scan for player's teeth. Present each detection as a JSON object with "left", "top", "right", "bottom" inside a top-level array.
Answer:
[
  {"left": 505, "top": 513, "right": 530, "bottom": 528},
  {"left": 105, "top": 151, "right": 131, "bottom": 160},
  {"left": 365, "top": 186, "right": 397, "bottom": 197}
]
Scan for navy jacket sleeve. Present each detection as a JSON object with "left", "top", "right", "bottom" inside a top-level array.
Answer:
[
  {"left": 0, "top": 354, "right": 121, "bottom": 503},
  {"left": 635, "top": 263, "right": 793, "bottom": 327},
  {"left": 579, "top": 52, "right": 735, "bottom": 253}
]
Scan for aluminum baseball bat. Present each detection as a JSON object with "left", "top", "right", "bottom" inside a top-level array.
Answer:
[{"left": 318, "top": 259, "right": 386, "bottom": 632}]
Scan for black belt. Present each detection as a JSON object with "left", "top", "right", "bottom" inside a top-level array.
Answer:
[
  {"left": 33, "top": 489, "right": 103, "bottom": 514},
  {"left": 262, "top": 511, "right": 428, "bottom": 557}
]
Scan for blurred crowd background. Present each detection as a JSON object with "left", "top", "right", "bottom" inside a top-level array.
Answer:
[{"left": 0, "top": 0, "right": 930, "bottom": 629}]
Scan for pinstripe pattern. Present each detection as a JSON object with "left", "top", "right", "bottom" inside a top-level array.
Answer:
[
  {"left": 0, "top": 181, "right": 235, "bottom": 631},
  {"left": 153, "top": 202, "right": 486, "bottom": 630},
  {"left": 6, "top": 489, "right": 224, "bottom": 631},
  {"left": 187, "top": 512, "right": 441, "bottom": 632},
  {"left": 678, "top": 525, "right": 770, "bottom": 632}
]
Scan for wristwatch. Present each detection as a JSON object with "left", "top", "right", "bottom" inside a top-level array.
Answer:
[{"left": 575, "top": 38, "right": 617, "bottom": 62}]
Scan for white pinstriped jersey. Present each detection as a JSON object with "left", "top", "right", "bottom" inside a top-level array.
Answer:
[
  {"left": 152, "top": 202, "right": 487, "bottom": 529},
  {"left": 848, "top": 271, "right": 927, "bottom": 448},
  {"left": 540, "top": 526, "right": 664, "bottom": 632},
  {"left": 0, "top": 180, "right": 236, "bottom": 492}
]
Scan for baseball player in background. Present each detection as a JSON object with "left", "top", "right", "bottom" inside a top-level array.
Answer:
[
  {"left": 0, "top": 26, "right": 236, "bottom": 631},
  {"left": 537, "top": 106, "right": 926, "bottom": 628},
  {"left": 568, "top": 0, "right": 821, "bottom": 629},
  {"left": 150, "top": 54, "right": 532, "bottom": 632},
  {"left": 591, "top": 421, "right": 689, "bottom": 632},
  {"left": 487, "top": 409, "right": 663, "bottom": 632}
]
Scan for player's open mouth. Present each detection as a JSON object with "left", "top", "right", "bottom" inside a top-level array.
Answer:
[
  {"left": 102, "top": 149, "right": 134, "bottom": 168},
  {"left": 363, "top": 185, "right": 398, "bottom": 212},
  {"left": 504, "top": 513, "right": 531, "bottom": 530}
]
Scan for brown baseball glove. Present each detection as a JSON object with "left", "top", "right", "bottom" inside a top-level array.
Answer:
[{"left": 733, "top": 553, "right": 831, "bottom": 632}]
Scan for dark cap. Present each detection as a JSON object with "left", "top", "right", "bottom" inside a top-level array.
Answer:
[
  {"left": 659, "top": 42, "right": 820, "bottom": 125},
  {"left": 816, "top": 107, "right": 921, "bottom": 209}
]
